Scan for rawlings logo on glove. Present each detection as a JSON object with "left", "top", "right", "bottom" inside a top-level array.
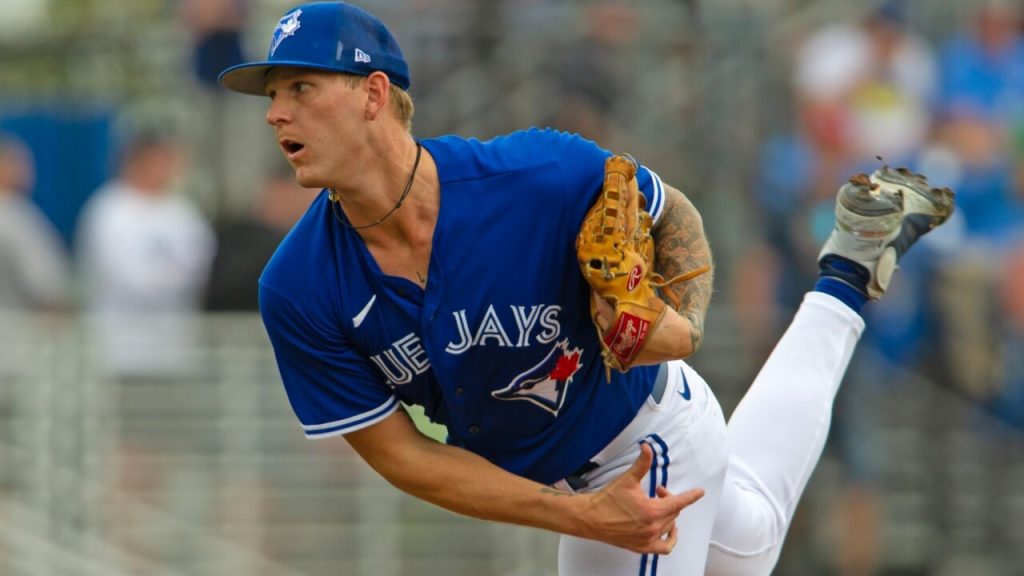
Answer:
[{"left": 576, "top": 155, "right": 709, "bottom": 380}]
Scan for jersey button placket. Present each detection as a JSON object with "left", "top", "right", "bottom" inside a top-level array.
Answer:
[{"left": 468, "top": 425, "right": 480, "bottom": 435}]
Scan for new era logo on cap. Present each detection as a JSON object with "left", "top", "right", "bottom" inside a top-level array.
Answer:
[{"left": 218, "top": 1, "right": 411, "bottom": 95}]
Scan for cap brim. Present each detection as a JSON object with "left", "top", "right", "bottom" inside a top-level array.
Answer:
[
  {"left": 218, "top": 60, "right": 355, "bottom": 96},
  {"left": 218, "top": 62, "right": 274, "bottom": 95}
]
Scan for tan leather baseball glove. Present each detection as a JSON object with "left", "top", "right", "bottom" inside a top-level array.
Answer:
[{"left": 576, "top": 155, "right": 710, "bottom": 380}]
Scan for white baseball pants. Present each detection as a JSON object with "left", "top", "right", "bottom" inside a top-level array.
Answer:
[{"left": 557, "top": 292, "right": 865, "bottom": 575}]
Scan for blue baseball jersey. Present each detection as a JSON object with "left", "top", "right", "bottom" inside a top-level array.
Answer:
[{"left": 260, "top": 128, "right": 670, "bottom": 485}]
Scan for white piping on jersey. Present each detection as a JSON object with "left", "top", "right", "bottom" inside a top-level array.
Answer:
[
  {"left": 303, "top": 401, "right": 399, "bottom": 439},
  {"left": 303, "top": 395, "right": 398, "bottom": 434},
  {"left": 352, "top": 294, "right": 377, "bottom": 328},
  {"left": 647, "top": 169, "right": 665, "bottom": 226}
]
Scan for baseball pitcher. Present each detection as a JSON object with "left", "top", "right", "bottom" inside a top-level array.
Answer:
[{"left": 219, "top": 3, "right": 954, "bottom": 574}]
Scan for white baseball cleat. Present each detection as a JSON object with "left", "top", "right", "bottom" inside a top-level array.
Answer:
[{"left": 818, "top": 167, "right": 955, "bottom": 299}]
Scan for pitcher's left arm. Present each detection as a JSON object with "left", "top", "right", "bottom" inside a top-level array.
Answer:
[{"left": 651, "top": 183, "right": 714, "bottom": 355}]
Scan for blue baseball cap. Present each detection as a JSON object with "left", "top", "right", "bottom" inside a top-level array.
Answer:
[{"left": 219, "top": 1, "right": 410, "bottom": 95}]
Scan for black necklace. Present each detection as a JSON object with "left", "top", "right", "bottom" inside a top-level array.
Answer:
[{"left": 330, "top": 142, "right": 422, "bottom": 230}]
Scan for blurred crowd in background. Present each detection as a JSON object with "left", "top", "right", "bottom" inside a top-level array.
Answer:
[{"left": 2, "top": 0, "right": 1024, "bottom": 574}]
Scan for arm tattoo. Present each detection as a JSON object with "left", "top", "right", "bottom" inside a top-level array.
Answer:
[{"left": 652, "top": 185, "right": 714, "bottom": 352}]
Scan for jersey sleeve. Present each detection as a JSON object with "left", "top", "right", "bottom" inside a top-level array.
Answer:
[
  {"left": 260, "top": 282, "right": 398, "bottom": 439},
  {"left": 635, "top": 165, "right": 667, "bottom": 226}
]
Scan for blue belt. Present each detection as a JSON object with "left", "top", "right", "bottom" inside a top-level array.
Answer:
[{"left": 564, "top": 363, "right": 668, "bottom": 490}]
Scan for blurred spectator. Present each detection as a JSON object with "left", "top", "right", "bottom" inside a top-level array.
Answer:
[
  {"left": 0, "top": 133, "right": 72, "bottom": 494},
  {"left": 849, "top": 2, "right": 937, "bottom": 163},
  {"left": 931, "top": 0, "right": 1024, "bottom": 244},
  {"left": 205, "top": 161, "right": 318, "bottom": 311},
  {"left": 923, "top": 0, "right": 1024, "bottom": 408},
  {"left": 75, "top": 117, "right": 217, "bottom": 570},
  {"left": 180, "top": 0, "right": 262, "bottom": 219},
  {"left": 0, "top": 133, "right": 72, "bottom": 312},
  {"left": 180, "top": 0, "right": 247, "bottom": 90},
  {"left": 793, "top": 0, "right": 936, "bottom": 168},
  {"left": 75, "top": 120, "right": 216, "bottom": 379}
]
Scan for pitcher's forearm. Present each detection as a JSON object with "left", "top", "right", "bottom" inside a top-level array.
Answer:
[
  {"left": 346, "top": 411, "right": 587, "bottom": 537},
  {"left": 653, "top": 184, "right": 713, "bottom": 352},
  {"left": 390, "top": 437, "right": 587, "bottom": 532},
  {"left": 357, "top": 424, "right": 702, "bottom": 556}
]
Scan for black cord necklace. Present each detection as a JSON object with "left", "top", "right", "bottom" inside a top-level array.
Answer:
[{"left": 329, "top": 142, "right": 422, "bottom": 230}]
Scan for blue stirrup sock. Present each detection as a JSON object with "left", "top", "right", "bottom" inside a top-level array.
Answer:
[{"left": 815, "top": 256, "right": 870, "bottom": 313}]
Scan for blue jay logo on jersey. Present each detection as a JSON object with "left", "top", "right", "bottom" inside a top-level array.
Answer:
[
  {"left": 491, "top": 339, "right": 582, "bottom": 416},
  {"left": 270, "top": 9, "right": 302, "bottom": 56}
]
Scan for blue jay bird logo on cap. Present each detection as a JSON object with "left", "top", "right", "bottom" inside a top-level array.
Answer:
[{"left": 270, "top": 9, "right": 302, "bottom": 56}]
